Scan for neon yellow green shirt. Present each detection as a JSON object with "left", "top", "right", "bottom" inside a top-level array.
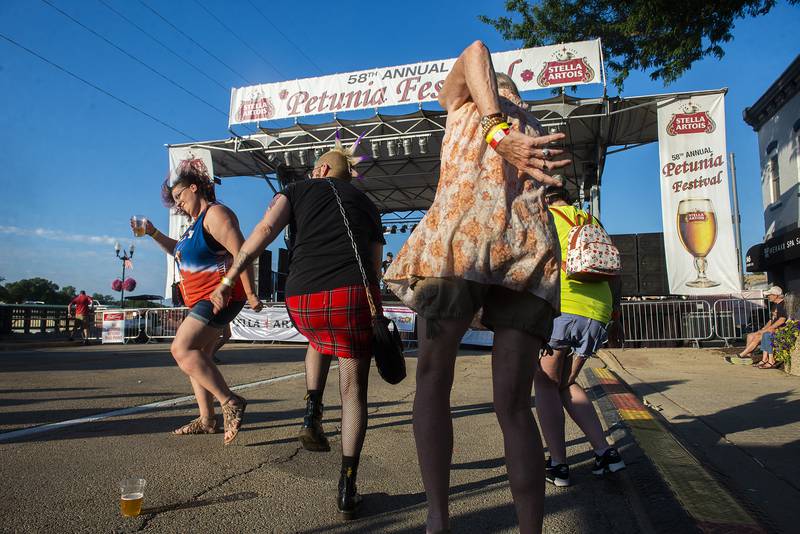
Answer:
[{"left": 549, "top": 205, "right": 612, "bottom": 323}]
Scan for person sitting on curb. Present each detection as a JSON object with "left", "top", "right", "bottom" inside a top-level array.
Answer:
[
  {"left": 534, "top": 184, "right": 625, "bottom": 487},
  {"left": 739, "top": 286, "right": 787, "bottom": 360},
  {"left": 754, "top": 286, "right": 788, "bottom": 369}
]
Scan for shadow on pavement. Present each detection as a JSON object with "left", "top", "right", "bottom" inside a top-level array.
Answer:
[{"left": 141, "top": 491, "right": 259, "bottom": 515}]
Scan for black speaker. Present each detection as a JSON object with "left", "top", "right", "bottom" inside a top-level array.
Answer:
[
  {"left": 637, "top": 233, "right": 669, "bottom": 296},
  {"left": 610, "top": 234, "right": 638, "bottom": 297},
  {"left": 257, "top": 250, "right": 273, "bottom": 301},
  {"left": 275, "top": 248, "right": 290, "bottom": 301}
]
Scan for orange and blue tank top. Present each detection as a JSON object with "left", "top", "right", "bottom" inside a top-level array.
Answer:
[{"left": 174, "top": 204, "right": 245, "bottom": 308}]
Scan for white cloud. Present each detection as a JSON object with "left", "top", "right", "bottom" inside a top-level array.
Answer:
[{"left": 0, "top": 225, "right": 124, "bottom": 246}]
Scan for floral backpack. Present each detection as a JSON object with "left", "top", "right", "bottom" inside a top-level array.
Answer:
[{"left": 551, "top": 208, "right": 621, "bottom": 282}]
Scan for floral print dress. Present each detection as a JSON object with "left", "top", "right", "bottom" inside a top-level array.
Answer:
[{"left": 384, "top": 91, "right": 561, "bottom": 312}]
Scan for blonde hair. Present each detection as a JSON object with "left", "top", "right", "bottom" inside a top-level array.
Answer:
[{"left": 315, "top": 132, "right": 366, "bottom": 181}]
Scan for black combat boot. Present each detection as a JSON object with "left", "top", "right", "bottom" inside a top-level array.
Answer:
[
  {"left": 337, "top": 465, "right": 362, "bottom": 520},
  {"left": 297, "top": 393, "right": 330, "bottom": 452}
]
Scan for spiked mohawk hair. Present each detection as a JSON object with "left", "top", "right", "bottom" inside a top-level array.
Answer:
[{"left": 316, "top": 130, "right": 368, "bottom": 181}]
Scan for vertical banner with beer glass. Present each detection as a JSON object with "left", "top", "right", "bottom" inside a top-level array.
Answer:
[
  {"left": 657, "top": 92, "right": 741, "bottom": 295},
  {"left": 164, "top": 147, "right": 215, "bottom": 300}
]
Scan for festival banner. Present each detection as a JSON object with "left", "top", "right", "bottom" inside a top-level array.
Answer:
[
  {"left": 383, "top": 306, "right": 416, "bottom": 333},
  {"left": 164, "top": 147, "right": 215, "bottom": 299},
  {"left": 101, "top": 311, "right": 124, "bottom": 344},
  {"left": 229, "top": 40, "right": 603, "bottom": 124},
  {"left": 229, "top": 306, "right": 309, "bottom": 343},
  {"left": 657, "top": 93, "right": 741, "bottom": 294}
]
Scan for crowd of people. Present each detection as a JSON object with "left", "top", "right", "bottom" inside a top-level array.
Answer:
[{"left": 131, "top": 40, "right": 790, "bottom": 533}]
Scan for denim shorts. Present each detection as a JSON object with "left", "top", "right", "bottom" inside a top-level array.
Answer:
[
  {"left": 548, "top": 312, "right": 608, "bottom": 358},
  {"left": 188, "top": 299, "right": 245, "bottom": 329},
  {"left": 760, "top": 331, "right": 774, "bottom": 353}
]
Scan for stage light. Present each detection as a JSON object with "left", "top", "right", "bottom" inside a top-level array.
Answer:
[
  {"left": 298, "top": 150, "right": 307, "bottom": 165},
  {"left": 314, "top": 147, "right": 323, "bottom": 160},
  {"left": 283, "top": 151, "right": 292, "bottom": 166},
  {"left": 418, "top": 136, "right": 428, "bottom": 154},
  {"left": 391, "top": 225, "right": 397, "bottom": 234},
  {"left": 371, "top": 141, "right": 380, "bottom": 159},
  {"left": 382, "top": 225, "right": 389, "bottom": 234},
  {"left": 400, "top": 225, "right": 408, "bottom": 233},
  {"left": 387, "top": 140, "right": 396, "bottom": 157},
  {"left": 402, "top": 138, "right": 413, "bottom": 156}
]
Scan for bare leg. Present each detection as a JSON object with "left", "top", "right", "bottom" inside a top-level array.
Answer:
[
  {"left": 492, "top": 328, "right": 545, "bottom": 534},
  {"left": 190, "top": 338, "right": 221, "bottom": 420},
  {"left": 211, "top": 324, "right": 231, "bottom": 362},
  {"left": 533, "top": 348, "right": 568, "bottom": 464},
  {"left": 305, "top": 345, "right": 333, "bottom": 392},
  {"left": 739, "top": 332, "right": 762, "bottom": 357},
  {"left": 560, "top": 355, "right": 609, "bottom": 453},
  {"left": 413, "top": 317, "right": 470, "bottom": 534},
  {"left": 171, "top": 317, "right": 235, "bottom": 404}
]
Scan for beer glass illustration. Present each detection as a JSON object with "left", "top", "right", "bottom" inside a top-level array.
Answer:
[{"left": 677, "top": 198, "right": 720, "bottom": 288}]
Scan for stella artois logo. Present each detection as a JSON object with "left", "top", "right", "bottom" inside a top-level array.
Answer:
[
  {"left": 666, "top": 102, "right": 716, "bottom": 136},
  {"left": 235, "top": 92, "right": 275, "bottom": 122},
  {"left": 536, "top": 47, "right": 595, "bottom": 87}
]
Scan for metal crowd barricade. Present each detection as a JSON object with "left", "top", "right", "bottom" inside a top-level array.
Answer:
[
  {"left": 88, "top": 308, "right": 149, "bottom": 342},
  {"left": 621, "top": 299, "right": 714, "bottom": 345},
  {"left": 711, "top": 298, "right": 771, "bottom": 344},
  {"left": 145, "top": 307, "right": 190, "bottom": 340}
]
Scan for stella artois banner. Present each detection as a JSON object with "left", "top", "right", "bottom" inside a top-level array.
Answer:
[
  {"left": 657, "top": 92, "right": 741, "bottom": 295},
  {"left": 229, "top": 39, "right": 603, "bottom": 124},
  {"left": 164, "top": 147, "right": 215, "bottom": 299},
  {"left": 229, "top": 306, "right": 309, "bottom": 342}
]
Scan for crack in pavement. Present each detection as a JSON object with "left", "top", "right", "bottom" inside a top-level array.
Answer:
[{"left": 137, "top": 446, "right": 304, "bottom": 531}]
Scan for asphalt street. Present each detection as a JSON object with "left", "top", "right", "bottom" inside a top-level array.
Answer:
[{"left": 1, "top": 344, "right": 643, "bottom": 533}]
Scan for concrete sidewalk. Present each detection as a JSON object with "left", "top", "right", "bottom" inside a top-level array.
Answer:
[
  {"left": 0, "top": 344, "right": 645, "bottom": 533},
  {"left": 600, "top": 347, "right": 800, "bottom": 534}
]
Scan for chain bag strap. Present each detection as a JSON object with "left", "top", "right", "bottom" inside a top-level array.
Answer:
[{"left": 326, "top": 179, "right": 406, "bottom": 384}]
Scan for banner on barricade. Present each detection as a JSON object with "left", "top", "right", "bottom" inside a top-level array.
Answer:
[
  {"left": 229, "top": 40, "right": 603, "bottom": 124},
  {"left": 383, "top": 306, "right": 416, "bottom": 333},
  {"left": 230, "top": 306, "right": 308, "bottom": 342},
  {"left": 102, "top": 311, "right": 124, "bottom": 344},
  {"left": 164, "top": 147, "right": 214, "bottom": 300},
  {"left": 657, "top": 92, "right": 741, "bottom": 295}
]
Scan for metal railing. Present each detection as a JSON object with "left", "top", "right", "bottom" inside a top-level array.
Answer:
[
  {"left": 0, "top": 304, "right": 77, "bottom": 336},
  {"left": 620, "top": 299, "right": 714, "bottom": 344},
  {"left": 711, "top": 298, "right": 772, "bottom": 343},
  {"left": 144, "top": 307, "right": 190, "bottom": 340}
]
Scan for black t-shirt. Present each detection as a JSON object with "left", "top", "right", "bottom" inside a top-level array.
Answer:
[
  {"left": 772, "top": 300, "right": 788, "bottom": 322},
  {"left": 280, "top": 179, "right": 385, "bottom": 297}
]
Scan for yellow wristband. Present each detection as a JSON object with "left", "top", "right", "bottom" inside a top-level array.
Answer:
[
  {"left": 485, "top": 122, "right": 511, "bottom": 144},
  {"left": 221, "top": 276, "right": 234, "bottom": 288}
]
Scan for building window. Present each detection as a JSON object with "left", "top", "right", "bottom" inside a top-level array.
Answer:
[{"left": 766, "top": 141, "right": 780, "bottom": 204}]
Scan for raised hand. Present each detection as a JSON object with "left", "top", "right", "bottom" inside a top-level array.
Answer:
[{"left": 494, "top": 130, "right": 571, "bottom": 184}]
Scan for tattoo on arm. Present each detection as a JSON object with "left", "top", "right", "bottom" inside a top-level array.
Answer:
[{"left": 233, "top": 249, "right": 255, "bottom": 274}]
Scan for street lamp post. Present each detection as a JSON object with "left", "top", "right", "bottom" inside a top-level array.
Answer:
[{"left": 115, "top": 242, "right": 135, "bottom": 308}]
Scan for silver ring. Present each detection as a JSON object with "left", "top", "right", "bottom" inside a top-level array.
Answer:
[{"left": 542, "top": 148, "right": 551, "bottom": 159}]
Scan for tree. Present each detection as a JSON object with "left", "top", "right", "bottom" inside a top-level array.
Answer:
[
  {"left": 91, "top": 293, "right": 115, "bottom": 304},
  {"left": 481, "top": 0, "right": 799, "bottom": 92},
  {"left": 55, "top": 285, "right": 77, "bottom": 305},
  {"left": 4, "top": 277, "right": 61, "bottom": 304}
]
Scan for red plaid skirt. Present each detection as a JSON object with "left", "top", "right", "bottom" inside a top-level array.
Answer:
[{"left": 286, "top": 284, "right": 380, "bottom": 359}]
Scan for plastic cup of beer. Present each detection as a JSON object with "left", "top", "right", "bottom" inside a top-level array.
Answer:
[
  {"left": 131, "top": 216, "right": 148, "bottom": 237},
  {"left": 119, "top": 478, "right": 146, "bottom": 517}
]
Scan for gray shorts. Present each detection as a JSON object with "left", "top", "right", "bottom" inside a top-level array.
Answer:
[{"left": 548, "top": 312, "right": 608, "bottom": 358}]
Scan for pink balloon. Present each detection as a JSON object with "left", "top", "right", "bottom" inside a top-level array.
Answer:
[
  {"left": 111, "top": 279, "right": 123, "bottom": 292},
  {"left": 123, "top": 278, "right": 137, "bottom": 292}
]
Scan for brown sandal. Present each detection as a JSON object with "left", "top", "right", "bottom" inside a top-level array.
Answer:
[
  {"left": 222, "top": 394, "right": 247, "bottom": 445},
  {"left": 173, "top": 417, "right": 217, "bottom": 435}
]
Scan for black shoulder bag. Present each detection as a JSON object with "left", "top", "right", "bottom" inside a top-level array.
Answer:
[{"left": 327, "top": 179, "right": 406, "bottom": 385}]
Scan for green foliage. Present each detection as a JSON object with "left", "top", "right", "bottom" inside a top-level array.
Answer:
[
  {"left": 481, "top": 0, "right": 798, "bottom": 92},
  {"left": 4, "top": 277, "right": 62, "bottom": 304},
  {"left": 773, "top": 319, "right": 799, "bottom": 365},
  {"left": 91, "top": 293, "right": 116, "bottom": 304}
]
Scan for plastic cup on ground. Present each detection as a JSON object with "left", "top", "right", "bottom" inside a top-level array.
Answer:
[
  {"left": 119, "top": 478, "right": 146, "bottom": 517},
  {"left": 131, "top": 216, "right": 148, "bottom": 237}
]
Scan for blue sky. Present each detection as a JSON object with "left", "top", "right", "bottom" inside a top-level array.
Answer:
[{"left": 0, "top": 0, "right": 798, "bottom": 298}]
